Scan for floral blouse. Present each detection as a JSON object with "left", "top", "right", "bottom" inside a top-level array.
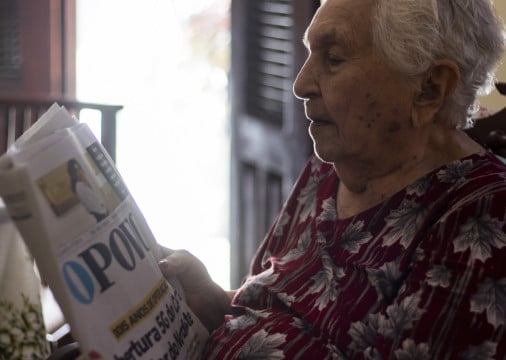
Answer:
[{"left": 205, "top": 151, "right": 506, "bottom": 359}]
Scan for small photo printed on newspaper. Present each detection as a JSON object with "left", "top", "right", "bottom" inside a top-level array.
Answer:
[{"left": 36, "top": 152, "right": 122, "bottom": 222}]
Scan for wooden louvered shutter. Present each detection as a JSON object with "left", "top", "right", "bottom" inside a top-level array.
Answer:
[
  {"left": 230, "top": 0, "right": 319, "bottom": 287},
  {"left": 0, "top": 1, "right": 76, "bottom": 96},
  {"left": 0, "top": 0, "right": 21, "bottom": 80}
]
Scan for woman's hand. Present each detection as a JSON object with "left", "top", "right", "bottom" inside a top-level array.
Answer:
[{"left": 158, "top": 248, "right": 233, "bottom": 333}]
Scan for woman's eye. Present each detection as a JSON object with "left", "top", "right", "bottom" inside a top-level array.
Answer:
[{"left": 327, "top": 54, "right": 343, "bottom": 65}]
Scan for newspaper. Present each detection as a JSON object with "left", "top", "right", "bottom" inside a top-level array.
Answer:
[{"left": 0, "top": 104, "right": 209, "bottom": 359}]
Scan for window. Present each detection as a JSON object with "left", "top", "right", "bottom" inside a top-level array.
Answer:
[{"left": 76, "top": 0, "right": 231, "bottom": 288}]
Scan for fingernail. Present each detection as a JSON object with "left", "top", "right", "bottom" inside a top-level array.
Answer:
[
  {"left": 158, "top": 260, "right": 168, "bottom": 271},
  {"left": 158, "top": 258, "right": 174, "bottom": 270}
]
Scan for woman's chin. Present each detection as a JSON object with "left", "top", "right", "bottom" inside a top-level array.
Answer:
[{"left": 313, "top": 146, "right": 336, "bottom": 164}]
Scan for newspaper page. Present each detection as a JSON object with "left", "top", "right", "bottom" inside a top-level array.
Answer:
[{"left": 0, "top": 104, "right": 209, "bottom": 359}]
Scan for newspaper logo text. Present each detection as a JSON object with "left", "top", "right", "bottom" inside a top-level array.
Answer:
[{"left": 62, "top": 213, "right": 151, "bottom": 304}]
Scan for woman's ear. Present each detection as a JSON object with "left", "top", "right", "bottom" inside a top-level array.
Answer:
[{"left": 412, "top": 60, "right": 460, "bottom": 127}]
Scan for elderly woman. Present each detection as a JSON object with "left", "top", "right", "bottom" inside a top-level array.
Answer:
[{"left": 159, "top": 0, "right": 506, "bottom": 358}]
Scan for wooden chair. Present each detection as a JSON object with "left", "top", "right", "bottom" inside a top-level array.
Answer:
[
  {"left": 465, "top": 107, "right": 506, "bottom": 158},
  {"left": 0, "top": 96, "right": 123, "bottom": 161},
  {"left": 465, "top": 83, "right": 506, "bottom": 158}
]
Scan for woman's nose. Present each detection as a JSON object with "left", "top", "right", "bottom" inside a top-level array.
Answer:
[{"left": 293, "top": 58, "right": 319, "bottom": 100}]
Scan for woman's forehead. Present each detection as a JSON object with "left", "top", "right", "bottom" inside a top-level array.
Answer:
[
  {"left": 305, "top": 1, "right": 373, "bottom": 49},
  {"left": 304, "top": 23, "right": 357, "bottom": 51}
]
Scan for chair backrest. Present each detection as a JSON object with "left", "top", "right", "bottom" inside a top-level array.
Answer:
[
  {"left": 464, "top": 82, "right": 506, "bottom": 159},
  {"left": 0, "top": 97, "right": 123, "bottom": 161},
  {"left": 465, "top": 106, "right": 506, "bottom": 158}
]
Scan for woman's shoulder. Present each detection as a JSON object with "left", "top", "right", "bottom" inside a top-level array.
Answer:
[
  {"left": 432, "top": 151, "right": 506, "bottom": 189},
  {"left": 455, "top": 151, "right": 506, "bottom": 189},
  {"left": 433, "top": 151, "right": 506, "bottom": 218}
]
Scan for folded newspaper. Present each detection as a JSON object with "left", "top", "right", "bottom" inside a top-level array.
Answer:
[{"left": 0, "top": 104, "right": 209, "bottom": 359}]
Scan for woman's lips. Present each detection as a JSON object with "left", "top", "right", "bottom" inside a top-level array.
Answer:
[{"left": 309, "top": 118, "right": 333, "bottom": 125}]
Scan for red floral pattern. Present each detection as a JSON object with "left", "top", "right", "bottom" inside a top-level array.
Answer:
[{"left": 206, "top": 151, "right": 506, "bottom": 359}]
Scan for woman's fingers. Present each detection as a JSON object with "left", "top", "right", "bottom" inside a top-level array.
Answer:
[
  {"left": 158, "top": 249, "right": 190, "bottom": 277},
  {"left": 158, "top": 250, "right": 210, "bottom": 285},
  {"left": 156, "top": 249, "right": 231, "bottom": 332}
]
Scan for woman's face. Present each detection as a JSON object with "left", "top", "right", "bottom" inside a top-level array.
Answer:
[{"left": 293, "top": 0, "right": 423, "bottom": 178}]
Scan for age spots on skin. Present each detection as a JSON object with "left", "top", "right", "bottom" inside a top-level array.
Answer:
[
  {"left": 362, "top": 116, "right": 375, "bottom": 129},
  {"left": 388, "top": 121, "right": 401, "bottom": 133}
]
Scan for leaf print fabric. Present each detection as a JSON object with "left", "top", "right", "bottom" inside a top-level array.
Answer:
[
  {"left": 340, "top": 221, "right": 372, "bottom": 253},
  {"left": 297, "top": 174, "right": 321, "bottom": 222},
  {"left": 273, "top": 213, "right": 291, "bottom": 237},
  {"left": 436, "top": 159, "right": 474, "bottom": 184},
  {"left": 205, "top": 152, "right": 506, "bottom": 359},
  {"left": 367, "top": 261, "right": 403, "bottom": 301},
  {"left": 237, "top": 330, "right": 286, "bottom": 359},
  {"left": 377, "top": 293, "right": 425, "bottom": 338},
  {"left": 382, "top": 200, "right": 428, "bottom": 249},
  {"left": 425, "top": 265, "right": 452, "bottom": 288},
  {"left": 318, "top": 197, "right": 337, "bottom": 223},
  {"left": 302, "top": 252, "right": 345, "bottom": 311},
  {"left": 237, "top": 267, "right": 279, "bottom": 304},
  {"left": 453, "top": 213, "right": 506, "bottom": 262},
  {"left": 226, "top": 309, "right": 271, "bottom": 330},
  {"left": 470, "top": 277, "right": 506, "bottom": 328},
  {"left": 394, "top": 339, "right": 430, "bottom": 360},
  {"left": 406, "top": 177, "right": 431, "bottom": 196},
  {"left": 349, "top": 314, "right": 381, "bottom": 353},
  {"left": 277, "top": 227, "right": 311, "bottom": 265},
  {"left": 459, "top": 341, "right": 498, "bottom": 360}
]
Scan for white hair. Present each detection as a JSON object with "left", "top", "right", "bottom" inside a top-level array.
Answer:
[{"left": 372, "top": 0, "right": 505, "bottom": 128}]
